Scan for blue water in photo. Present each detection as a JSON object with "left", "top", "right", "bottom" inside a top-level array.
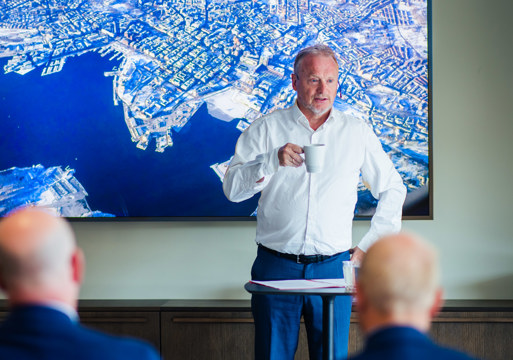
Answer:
[{"left": 0, "top": 53, "right": 259, "bottom": 217}]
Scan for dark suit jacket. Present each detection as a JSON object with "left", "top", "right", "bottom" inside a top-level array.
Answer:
[
  {"left": 0, "top": 305, "right": 160, "bottom": 360},
  {"left": 349, "top": 326, "right": 478, "bottom": 360}
]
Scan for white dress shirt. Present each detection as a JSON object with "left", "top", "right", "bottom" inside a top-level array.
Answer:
[{"left": 223, "top": 102, "right": 406, "bottom": 254}]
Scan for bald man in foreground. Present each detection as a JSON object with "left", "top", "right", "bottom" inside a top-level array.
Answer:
[
  {"left": 0, "top": 207, "right": 160, "bottom": 360},
  {"left": 350, "top": 233, "right": 478, "bottom": 360}
]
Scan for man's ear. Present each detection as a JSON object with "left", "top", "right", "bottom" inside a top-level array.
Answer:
[
  {"left": 0, "top": 273, "right": 6, "bottom": 292},
  {"left": 71, "top": 248, "right": 85, "bottom": 285},
  {"left": 355, "top": 282, "right": 367, "bottom": 312},
  {"left": 291, "top": 73, "right": 298, "bottom": 91},
  {"left": 429, "top": 287, "right": 444, "bottom": 319}
]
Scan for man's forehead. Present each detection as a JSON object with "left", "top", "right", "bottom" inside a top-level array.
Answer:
[
  {"left": 301, "top": 65, "right": 338, "bottom": 77},
  {"left": 302, "top": 53, "right": 335, "bottom": 62}
]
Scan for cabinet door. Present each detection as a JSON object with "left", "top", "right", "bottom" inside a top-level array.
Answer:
[
  {"left": 430, "top": 311, "right": 513, "bottom": 360},
  {"left": 161, "top": 311, "right": 313, "bottom": 360},
  {"left": 80, "top": 311, "right": 160, "bottom": 350}
]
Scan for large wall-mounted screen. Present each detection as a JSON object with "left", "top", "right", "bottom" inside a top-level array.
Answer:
[{"left": 0, "top": 0, "right": 431, "bottom": 219}]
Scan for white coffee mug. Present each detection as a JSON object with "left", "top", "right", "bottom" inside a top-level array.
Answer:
[{"left": 303, "top": 144, "right": 326, "bottom": 173}]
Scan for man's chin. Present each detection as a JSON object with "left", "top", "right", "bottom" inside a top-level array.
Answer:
[{"left": 310, "top": 106, "right": 332, "bottom": 116}]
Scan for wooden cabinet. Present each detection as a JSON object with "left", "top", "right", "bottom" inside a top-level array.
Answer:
[
  {"left": 159, "top": 300, "right": 311, "bottom": 360},
  {"left": 161, "top": 310, "right": 255, "bottom": 359},
  {"left": 77, "top": 300, "right": 163, "bottom": 350},
  {"left": 0, "top": 300, "right": 512, "bottom": 360},
  {"left": 79, "top": 311, "right": 160, "bottom": 350},
  {"left": 429, "top": 303, "right": 513, "bottom": 360},
  {"left": 161, "top": 309, "right": 364, "bottom": 360},
  {"left": 159, "top": 300, "right": 513, "bottom": 360}
]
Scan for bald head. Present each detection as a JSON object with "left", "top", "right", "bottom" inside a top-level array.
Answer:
[
  {"left": 0, "top": 207, "right": 83, "bottom": 306},
  {"left": 356, "top": 232, "right": 442, "bottom": 332}
]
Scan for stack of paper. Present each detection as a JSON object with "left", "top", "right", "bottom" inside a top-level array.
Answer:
[{"left": 250, "top": 278, "right": 346, "bottom": 290}]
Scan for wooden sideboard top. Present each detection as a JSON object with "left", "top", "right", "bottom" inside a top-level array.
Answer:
[
  {"left": 78, "top": 299, "right": 513, "bottom": 312},
  {"left": 0, "top": 299, "right": 511, "bottom": 312}
]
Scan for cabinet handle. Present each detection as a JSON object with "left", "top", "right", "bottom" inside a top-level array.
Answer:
[
  {"left": 82, "top": 317, "right": 148, "bottom": 323},
  {"left": 172, "top": 318, "right": 254, "bottom": 323}
]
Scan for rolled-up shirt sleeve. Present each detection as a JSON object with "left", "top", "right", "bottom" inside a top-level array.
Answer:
[{"left": 357, "top": 125, "right": 407, "bottom": 252}]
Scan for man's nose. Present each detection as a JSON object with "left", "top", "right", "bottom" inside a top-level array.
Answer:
[{"left": 317, "top": 81, "right": 326, "bottom": 93}]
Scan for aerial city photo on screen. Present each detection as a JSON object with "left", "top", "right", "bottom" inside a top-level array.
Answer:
[{"left": 0, "top": 0, "right": 429, "bottom": 219}]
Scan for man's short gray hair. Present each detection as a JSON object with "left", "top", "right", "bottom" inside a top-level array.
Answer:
[{"left": 293, "top": 44, "right": 339, "bottom": 76}]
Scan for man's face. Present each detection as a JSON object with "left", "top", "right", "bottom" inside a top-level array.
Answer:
[{"left": 292, "top": 54, "right": 339, "bottom": 121}]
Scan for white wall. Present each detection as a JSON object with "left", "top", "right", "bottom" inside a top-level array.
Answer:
[{"left": 73, "top": 0, "right": 513, "bottom": 300}]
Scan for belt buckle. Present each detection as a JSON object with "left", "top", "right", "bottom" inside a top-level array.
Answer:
[{"left": 297, "top": 254, "right": 301, "bottom": 264}]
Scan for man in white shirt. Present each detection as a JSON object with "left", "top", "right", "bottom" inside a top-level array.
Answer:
[{"left": 223, "top": 44, "right": 406, "bottom": 360}]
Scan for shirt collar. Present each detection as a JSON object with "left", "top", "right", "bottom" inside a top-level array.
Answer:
[{"left": 291, "top": 101, "right": 307, "bottom": 125}]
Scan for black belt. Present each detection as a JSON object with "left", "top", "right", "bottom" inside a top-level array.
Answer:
[{"left": 258, "top": 244, "right": 340, "bottom": 264}]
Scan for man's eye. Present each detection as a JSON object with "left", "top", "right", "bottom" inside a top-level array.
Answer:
[{"left": 310, "top": 79, "right": 319, "bottom": 83}]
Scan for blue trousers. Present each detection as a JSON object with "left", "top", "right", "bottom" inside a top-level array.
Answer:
[{"left": 251, "top": 246, "right": 352, "bottom": 360}]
